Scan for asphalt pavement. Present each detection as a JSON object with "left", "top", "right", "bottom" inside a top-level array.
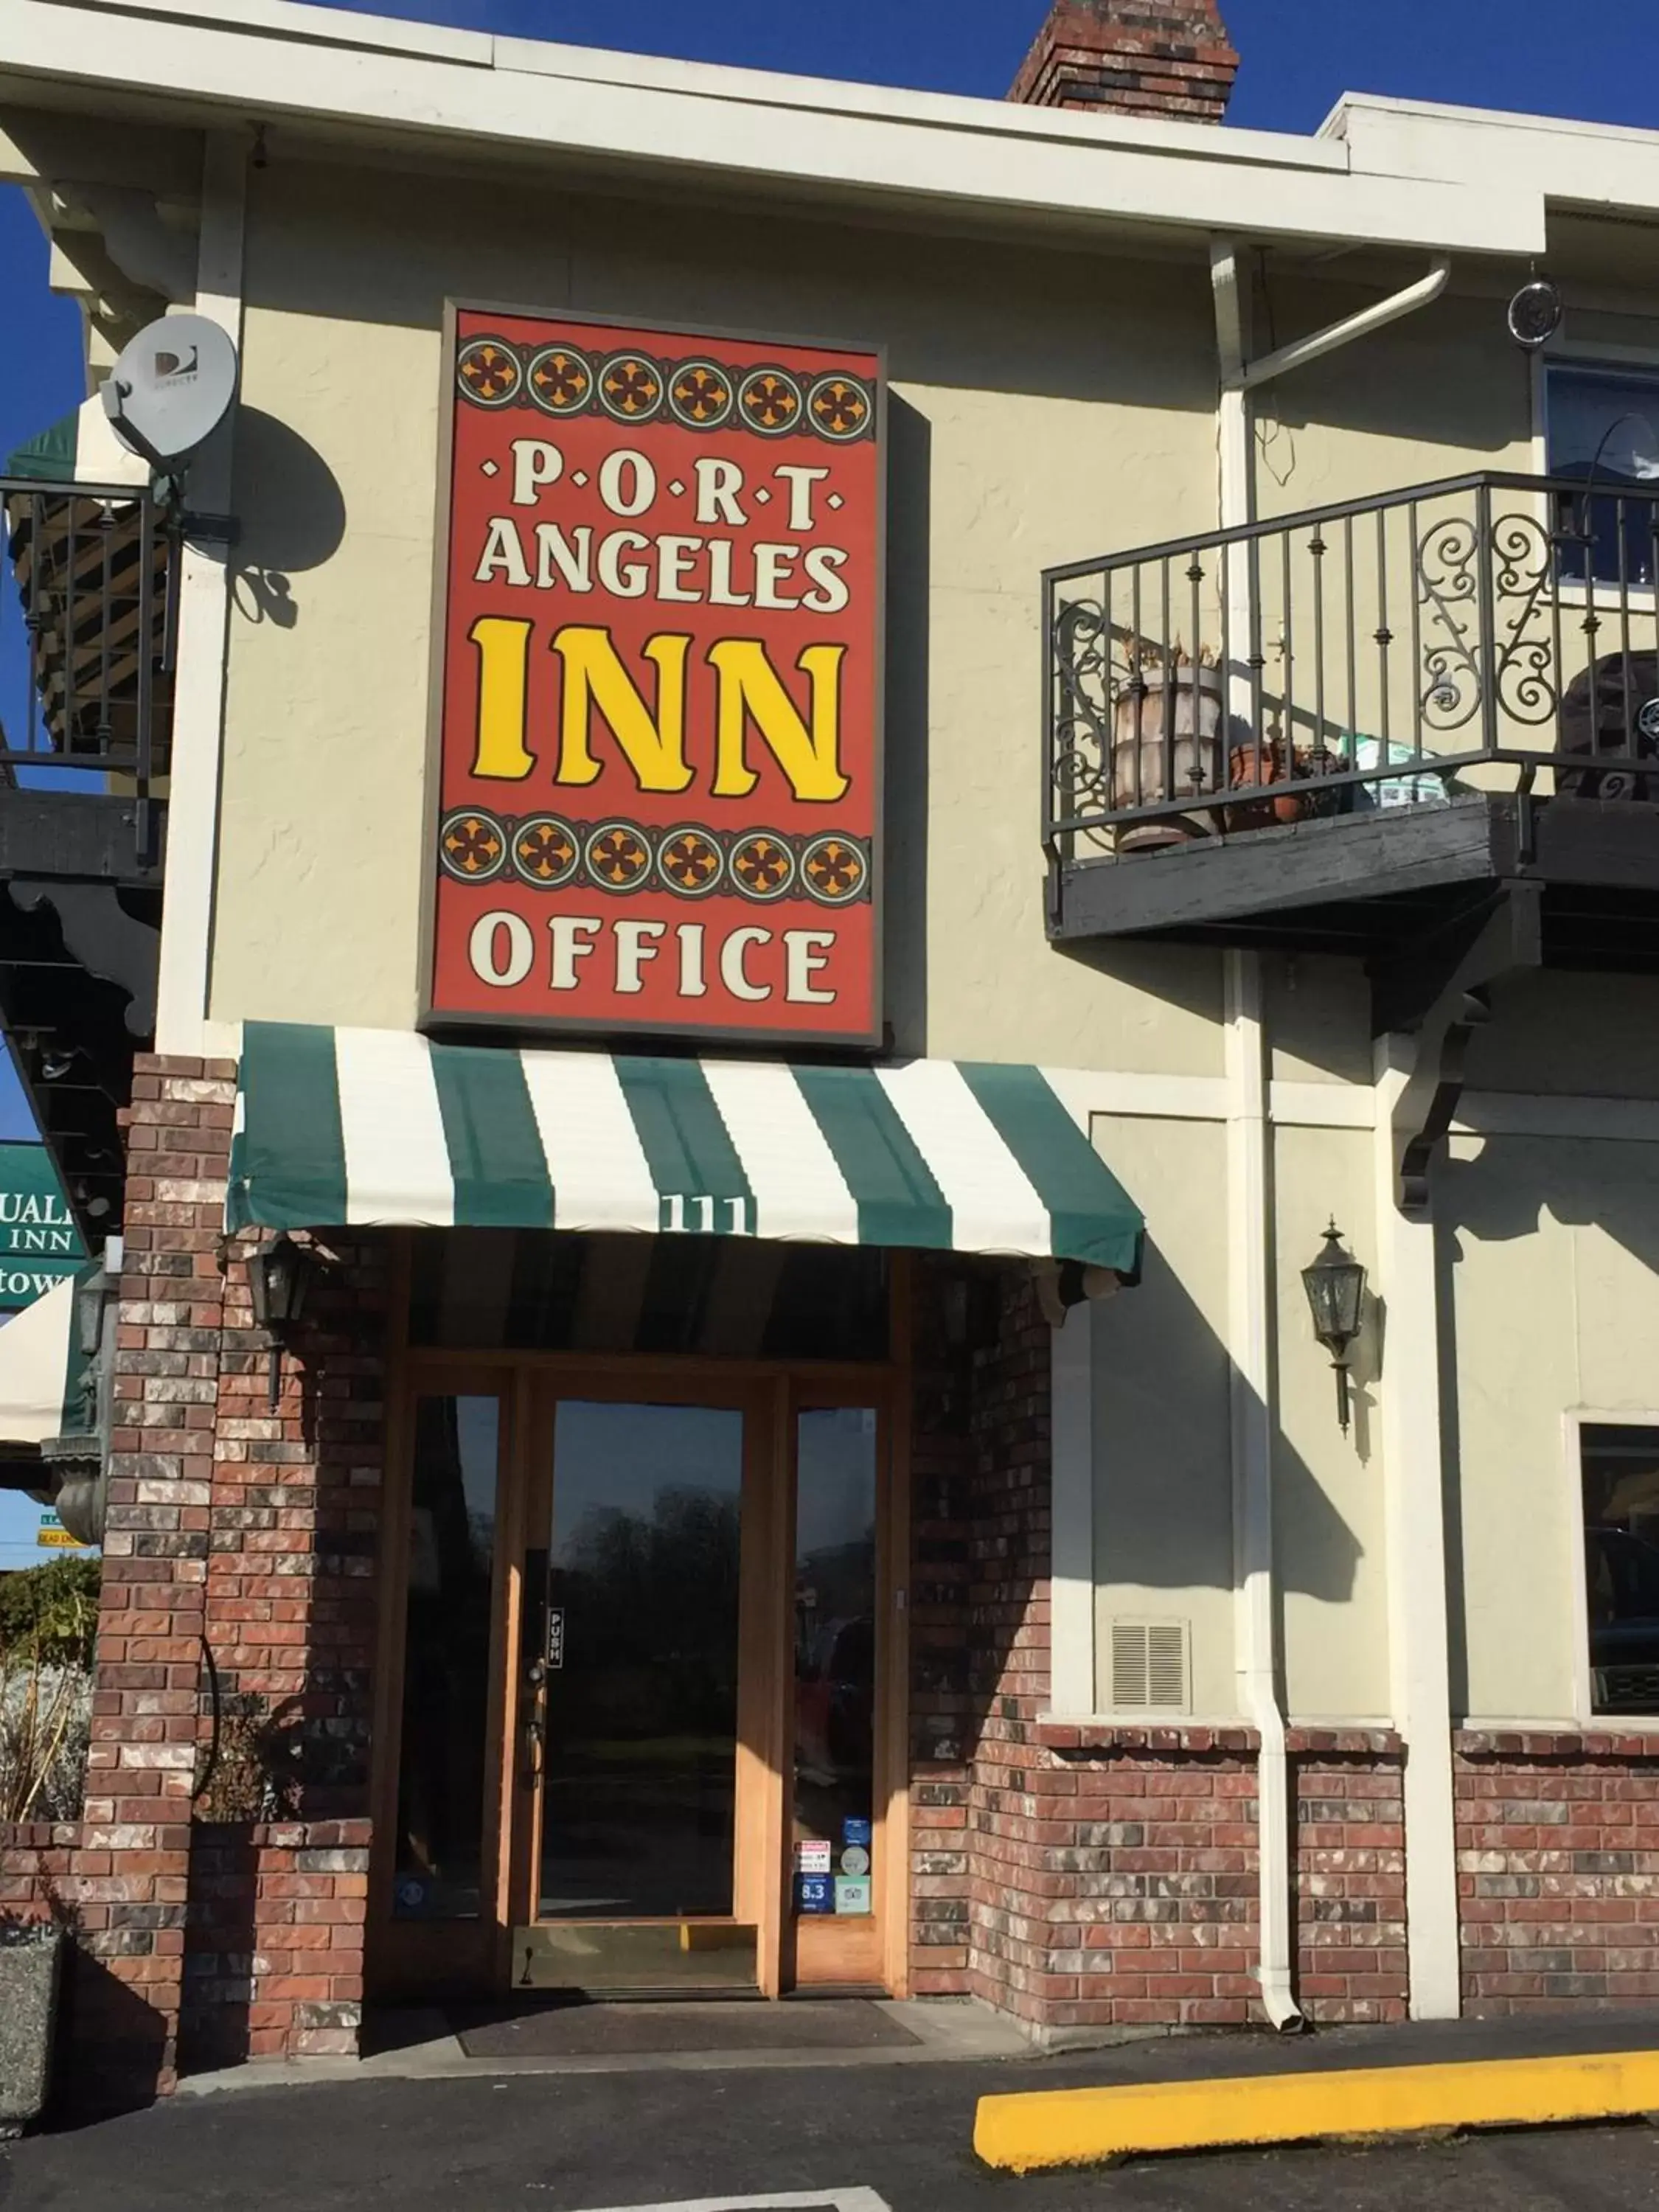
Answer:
[{"left": 6, "top": 2054, "right": 1659, "bottom": 2212}]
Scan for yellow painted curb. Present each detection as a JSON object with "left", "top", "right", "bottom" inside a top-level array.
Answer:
[{"left": 974, "top": 2049, "right": 1659, "bottom": 2172}]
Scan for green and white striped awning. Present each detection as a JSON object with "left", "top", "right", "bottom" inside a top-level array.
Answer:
[
  {"left": 4, "top": 395, "right": 152, "bottom": 487},
  {"left": 227, "top": 1023, "right": 1142, "bottom": 1273},
  {"left": 0, "top": 1272, "right": 86, "bottom": 1450}
]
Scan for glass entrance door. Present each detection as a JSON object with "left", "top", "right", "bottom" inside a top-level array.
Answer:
[{"left": 514, "top": 1393, "right": 760, "bottom": 1992}]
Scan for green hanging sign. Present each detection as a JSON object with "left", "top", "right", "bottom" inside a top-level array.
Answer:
[{"left": 0, "top": 1141, "right": 87, "bottom": 1310}]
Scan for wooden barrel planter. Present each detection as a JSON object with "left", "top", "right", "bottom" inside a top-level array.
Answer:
[{"left": 1110, "top": 665, "right": 1225, "bottom": 852}]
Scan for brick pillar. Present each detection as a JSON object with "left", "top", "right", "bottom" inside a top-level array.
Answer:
[
  {"left": 66, "top": 1052, "right": 386, "bottom": 2093},
  {"left": 906, "top": 1263, "right": 1056, "bottom": 2014},
  {"left": 74, "top": 1054, "right": 234, "bottom": 2105},
  {"left": 181, "top": 1224, "right": 384, "bottom": 2065},
  {"left": 1009, "top": 1, "right": 1239, "bottom": 123}
]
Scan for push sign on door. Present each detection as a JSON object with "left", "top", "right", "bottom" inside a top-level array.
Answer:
[{"left": 546, "top": 1607, "right": 566, "bottom": 1670}]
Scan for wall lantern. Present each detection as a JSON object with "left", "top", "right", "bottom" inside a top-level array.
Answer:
[
  {"left": 1300, "top": 1220, "right": 1366, "bottom": 1436},
  {"left": 75, "top": 1265, "right": 108, "bottom": 1363},
  {"left": 247, "top": 1232, "right": 319, "bottom": 1407}
]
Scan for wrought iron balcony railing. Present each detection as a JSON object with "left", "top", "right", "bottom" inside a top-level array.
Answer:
[
  {"left": 1, "top": 475, "right": 181, "bottom": 873},
  {"left": 1043, "top": 470, "right": 1659, "bottom": 896}
]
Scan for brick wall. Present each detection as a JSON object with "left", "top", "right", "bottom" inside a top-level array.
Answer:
[
  {"left": 68, "top": 1053, "right": 237, "bottom": 2102},
  {"left": 0, "top": 1821, "right": 83, "bottom": 1926},
  {"left": 18, "top": 1052, "right": 391, "bottom": 2101},
  {"left": 904, "top": 1268, "right": 1406, "bottom": 2035},
  {"left": 202, "top": 1224, "right": 386, "bottom": 1824},
  {"left": 1457, "top": 1730, "right": 1659, "bottom": 2012},
  {"left": 1018, "top": 1729, "right": 1261, "bottom": 2031},
  {"left": 180, "top": 1819, "right": 372, "bottom": 2066},
  {"left": 1290, "top": 1734, "right": 1408, "bottom": 2024}
]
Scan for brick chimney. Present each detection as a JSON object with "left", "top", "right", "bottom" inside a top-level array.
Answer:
[{"left": 1010, "top": 1, "right": 1239, "bottom": 125}]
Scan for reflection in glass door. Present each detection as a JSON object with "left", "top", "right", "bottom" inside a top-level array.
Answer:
[
  {"left": 392, "top": 1394, "right": 501, "bottom": 1923},
  {"left": 540, "top": 1401, "right": 743, "bottom": 1916},
  {"left": 793, "top": 1408, "right": 881, "bottom": 1981},
  {"left": 519, "top": 1399, "right": 754, "bottom": 1990}
]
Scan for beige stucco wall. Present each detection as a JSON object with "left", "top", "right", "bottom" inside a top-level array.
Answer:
[
  {"left": 1085, "top": 1111, "right": 1388, "bottom": 1721},
  {"left": 1265, "top": 953, "right": 1374, "bottom": 1088},
  {"left": 1444, "top": 1131, "right": 1659, "bottom": 1722},
  {"left": 1272, "top": 1121, "right": 1389, "bottom": 1719},
  {"left": 1466, "top": 973, "right": 1659, "bottom": 1099},
  {"left": 201, "top": 144, "right": 1659, "bottom": 1736},
  {"left": 1088, "top": 1113, "right": 1237, "bottom": 1717},
  {"left": 211, "top": 154, "right": 1231, "bottom": 1071},
  {"left": 1255, "top": 274, "right": 1535, "bottom": 517}
]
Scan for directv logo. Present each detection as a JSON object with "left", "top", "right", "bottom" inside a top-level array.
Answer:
[{"left": 152, "top": 345, "right": 201, "bottom": 384}]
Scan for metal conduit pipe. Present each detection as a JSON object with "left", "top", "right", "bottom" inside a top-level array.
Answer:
[
  {"left": 1239, "top": 256, "right": 1451, "bottom": 392},
  {"left": 1207, "top": 236, "right": 1451, "bottom": 2033}
]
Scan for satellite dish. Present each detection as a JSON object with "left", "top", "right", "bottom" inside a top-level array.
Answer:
[{"left": 101, "top": 312, "right": 239, "bottom": 469}]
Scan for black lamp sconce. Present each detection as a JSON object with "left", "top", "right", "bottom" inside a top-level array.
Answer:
[
  {"left": 246, "top": 1232, "right": 320, "bottom": 1408},
  {"left": 1300, "top": 1219, "right": 1367, "bottom": 1436}
]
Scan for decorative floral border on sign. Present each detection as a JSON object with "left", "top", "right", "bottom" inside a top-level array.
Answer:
[
  {"left": 456, "top": 335, "right": 877, "bottom": 445},
  {"left": 439, "top": 808, "right": 872, "bottom": 905}
]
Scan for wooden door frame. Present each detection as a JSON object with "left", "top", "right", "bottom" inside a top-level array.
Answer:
[
  {"left": 367, "top": 1251, "right": 914, "bottom": 2006},
  {"left": 365, "top": 1348, "right": 521, "bottom": 2000}
]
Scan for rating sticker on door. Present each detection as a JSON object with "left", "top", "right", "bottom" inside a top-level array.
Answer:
[{"left": 573, "top": 2193, "right": 893, "bottom": 2212}]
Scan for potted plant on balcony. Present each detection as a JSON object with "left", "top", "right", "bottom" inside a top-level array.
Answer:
[
  {"left": 1109, "top": 642, "right": 1225, "bottom": 851},
  {"left": 1222, "top": 717, "right": 1343, "bottom": 831}
]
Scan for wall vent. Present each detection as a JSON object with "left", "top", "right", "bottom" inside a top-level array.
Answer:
[{"left": 1108, "top": 1619, "right": 1192, "bottom": 1713}]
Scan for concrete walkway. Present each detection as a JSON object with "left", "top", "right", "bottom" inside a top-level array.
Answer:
[
  {"left": 177, "top": 1997, "right": 1034, "bottom": 2094},
  {"left": 177, "top": 1998, "right": 1659, "bottom": 2100}
]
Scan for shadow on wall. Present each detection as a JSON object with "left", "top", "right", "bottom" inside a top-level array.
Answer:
[
  {"left": 1247, "top": 262, "right": 1531, "bottom": 469},
  {"left": 229, "top": 404, "right": 348, "bottom": 630},
  {"left": 1433, "top": 1122, "right": 1659, "bottom": 1716},
  {"left": 883, "top": 394, "right": 930, "bottom": 1051},
  {"left": 1095, "top": 1224, "right": 1365, "bottom": 1615},
  {"left": 242, "top": 160, "right": 1219, "bottom": 412}
]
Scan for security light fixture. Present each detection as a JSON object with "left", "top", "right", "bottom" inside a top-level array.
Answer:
[
  {"left": 1507, "top": 274, "right": 1563, "bottom": 351},
  {"left": 246, "top": 1232, "right": 318, "bottom": 1406},
  {"left": 1300, "top": 1220, "right": 1366, "bottom": 1436}
]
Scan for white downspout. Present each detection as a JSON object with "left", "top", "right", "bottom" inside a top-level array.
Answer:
[
  {"left": 1213, "top": 237, "right": 1301, "bottom": 2033},
  {"left": 1209, "top": 236, "right": 1451, "bottom": 2034},
  {"left": 1224, "top": 946, "right": 1301, "bottom": 2033}
]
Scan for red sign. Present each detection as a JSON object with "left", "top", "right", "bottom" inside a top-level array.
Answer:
[{"left": 427, "top": 307, "right": 883, "bottom": 1046}]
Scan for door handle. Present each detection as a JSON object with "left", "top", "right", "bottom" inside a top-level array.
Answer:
[{"left": 521, "top": 1709, "right": 544, "bottom": 1787}]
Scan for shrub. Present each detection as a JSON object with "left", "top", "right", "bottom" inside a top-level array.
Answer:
[
  {"left": 0, "top": 1557, "right": 100, "bottom": 1669},
  {"left": 0, "top": 1558, "right": 100, "bottom": 1823}
]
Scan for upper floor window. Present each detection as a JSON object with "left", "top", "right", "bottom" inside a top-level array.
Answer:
[
  {"left": 1545, "top": 364, "right": 1659, "bottom": 588},
  {"left": 1582, "top": 1422, "right": 1659, "bottom": 1717}
]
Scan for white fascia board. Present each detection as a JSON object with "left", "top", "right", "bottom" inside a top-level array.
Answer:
[
  {"left": 1329, "top": 93, "right": 1659, "bottom": 221},
  {"left": 5, "top": 0, "right": 1542, "bottom": 255},
  {"left": 493, "top": 32, "right": 1341, "bottom": 174}
]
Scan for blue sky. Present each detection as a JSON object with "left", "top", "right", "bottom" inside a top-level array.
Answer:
[{"left": 291, "top": 0, "right": 1659, "bottom": 131}]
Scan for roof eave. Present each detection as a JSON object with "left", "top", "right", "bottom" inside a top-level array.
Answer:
[{"left": 3, "top": 0, "right": 1546, "bottom": 257}]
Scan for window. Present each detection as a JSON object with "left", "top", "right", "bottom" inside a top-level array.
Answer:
[
  {"left": 1545, "top": 364, "right": 1659, "bottom": 588},
  {"left": 1582, "top": 1422, "right": 1659, "bottom": 1717}
]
